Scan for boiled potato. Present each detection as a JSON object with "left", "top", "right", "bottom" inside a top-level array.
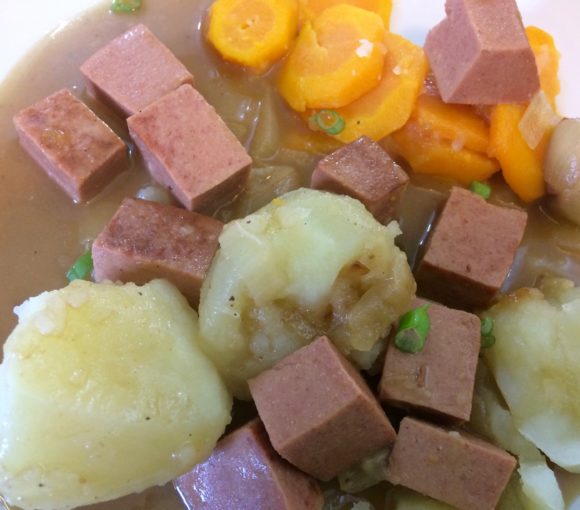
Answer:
[
  {"left": 199, "top": 188, "right": 415, "bottom": 398},
  {"left": 0, "top": 280, "right": 232, "bottom": 510},
  {"left": 485, "top": 278, "right": 580, "bottom": 474},
  {"left": 471, "top": 363, "right": 564, "bottom": 510}
]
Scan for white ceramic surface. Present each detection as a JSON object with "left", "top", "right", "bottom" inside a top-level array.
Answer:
[{"left": 0, "top": 0, "right": 579, "bottom": 508}]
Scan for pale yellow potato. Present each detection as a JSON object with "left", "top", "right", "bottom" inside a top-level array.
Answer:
[
  {"left": 199, "top": 188, "right": 415, "bottom": 398},
  {"left": 0, "top": 280, "right": 232, "bottom": 510},
  {"left": 485, "top": 278, "right": 580, "bottom": 474}
]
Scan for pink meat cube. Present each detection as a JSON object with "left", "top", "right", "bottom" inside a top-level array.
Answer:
[
  {"left": 416, "top": 187, "right": 527, "bottom": 309},
  {"left": 127, "top": 84, "right": 252, "bottom": 212},
  {"left": 92, "top": 198, "right": 222, "bottom": 306},
  {"left": 379, "top": 298, "right": 480, "bottom": 422},
  {"left": 386, "top": 417, "right": 516, "bottom": 510},
  {"left": 174, "top": 420, "right": 323, "bottom": 510},
  {"left": 424, "top": 0, "right": 540, "bottom": 104},
  {"left": 81, "top": 24, "right": 194, "bottom": 117},
  {"left": 13, "top": 89, "right": 127, "bottom": 203},
  {"left": 249, "top": 336, "right": 396, "bottom": 481},
  {"left": 311, "top": 136, "right": 409, "bottom": 223}
]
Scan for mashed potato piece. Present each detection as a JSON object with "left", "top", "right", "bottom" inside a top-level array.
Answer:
[
  {"left": 199, "top": 189, "right": 415, "bottom": 398},
  {"left": 0, "top": 280, "right": 232, "bottom": 510},
  {"left": 485, "top": 278, "right": 580, "bottom": 474}
]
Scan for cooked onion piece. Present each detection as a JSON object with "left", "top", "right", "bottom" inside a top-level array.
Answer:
[
  {"left": 0, "top": 280, "right": 232, "bottom": 510},
  {"left": 544, "top": 118, "right": 580, "bottom": 224},
  {"left": 485, "top": 278, "right": 580, "bottom": 473},
  {"left": 199, "top": 188, "right": 415, "bottom": 398}
]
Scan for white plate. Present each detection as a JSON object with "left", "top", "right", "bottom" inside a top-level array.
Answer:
[{"left": 1, "top": 0, "right": 579, "bottom": 115}]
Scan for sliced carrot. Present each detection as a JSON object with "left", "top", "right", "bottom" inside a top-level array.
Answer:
[
  {"left": 488, "top": 26, "right": 561, "bottom": 202},
  {"left": 304, "top": 33, "right": 426, "bottom": 143},
  {"left": 207, "top": 0, "right": 299, "bottom": 74},
  {"left": 277, "top": 4, "right": 386, "bottom": 112},
  {"left": 385, "top": 123, "right": 499, "bottom": 185},
  {"left": 299, "top": 0, "right": 392, "bottom": 27},
  {"left": 412, "top": 95, "right": 490, "bottom": 154}
]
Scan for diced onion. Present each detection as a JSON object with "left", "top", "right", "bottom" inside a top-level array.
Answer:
[{"left": 518, "top": 91, "right": 561, "bottom": 150}]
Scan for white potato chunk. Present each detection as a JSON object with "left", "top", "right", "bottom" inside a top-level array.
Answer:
[
  {"left": 485, "top": 278, "right": 580, "bottom": 473},
  {"left": 0, "top": 280, "right": 232, "bottom": 510},
  {"left": 199, "top": 189, "right": 415, "bottom": 398},
  {"left": 471, "top": 363, "right": 564, "bottom": 510}
]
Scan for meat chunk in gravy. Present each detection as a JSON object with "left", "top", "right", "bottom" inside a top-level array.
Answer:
[
  {"left": 174, "top": 420, "right": 323, "bottom": 510},
  {"left": 92, "top": 197, "right": 222, "bottom": 307},
  {"left": 379, "top": 298, "right": 480, "bottom": 422},
  {"left": 416, "top": 187, "right": 528, "bottom": 309},
  {"left": 311, "top": 136, "right": 409, "bottom": 223},
  {"left": 386, "top": 417, "right": 517, "bottom": 510},
  {"left": 424, "top": 0, "right": 539, "bottom": 104},
  {"left": 128, "top": 84, "right": 252, "bottom": 212},
  {"left": 13, "top": 89, "right": 127, "bottom": 203},
  {"left": 81, "top": 24, "right": 194, "bottom": 117},
  {"left": 249, "top": 335, "right": 396, "bottom": 481}
]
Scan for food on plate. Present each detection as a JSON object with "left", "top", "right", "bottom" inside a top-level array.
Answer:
[
  {"left": 484, "top": 278, "right": 580, "bottom": 473},
  {"left": 92, "top": 197, "right": 223, "bottom": 306},
  {"left": 199, "top": 188, "right": 415, "bottom": 398},
  {"left": 13, "top": 89, "right": 128, "bottom": 203},
  {"left": 415, "top": 187, "right": 528, "bottom": 309},
  {"left": 0, "top": 279, "right": 232, "bottom": 510},
  {"left": 80, "top": 24, "right": 194, "bottom": 117},
  {"left": 544, "top": 118, "right": 580, "bottom": 225},
  {"left": 471, "top": 363, "right": 565, "bottom": 510},
  {"left": 1, "top": 0, "right": 580, "bottom": 507},
  {"left": 310, "top": 135, "right": 409, "bottom": 223},
  {"left": 379, "top": 298, "right": 480, "bottom": 422},
  {"left": 278, "top": 5, "right": 386, "bottom": 111},
  {"left": 249, "top": 336, "right": 396, "bottom": 480},
  {"left": 175, "top": 419, "right": 324, "bottom": 509},
  {"left": 424, "top": 0, "right": 539, "bottom": 104},
  {"left": 385, "top": 417, "right": 517, "bottom": 510},
  {"left": 207, "top": 0, "right": 299, "bottom": 74},
  {"left": 298, "top": 0, "right": 392, "bottom": 26},
  {"left": 384, "top": 92, "right": 499, "bottom": 183},
  {"left": 127, "top": 84, "right": 252, "bottom": 212},
  {"left": 488, "top": 26, "right": 561, "bottom": 202}
]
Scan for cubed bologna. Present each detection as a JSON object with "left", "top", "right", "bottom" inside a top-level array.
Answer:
[
  {"left": 92, "top": 198, "right": 222, "bottom": 307},
  {"left": 311, "top": 136, "right": 409, "bottom": 224},
  {"left": 249, "top": 336, "right": 396, "bottom": 481},
  {"left": 386, "top": 417, "right": 517, "bottom": 510},
  {"left": 425, "top": 0, "right": 539, "bottom": 104},
  {"left": 81, "top": 24, "right": 194, "bottom": 117},
  {"left": 127, "top": 84, "right": 252, "bottom": 212},
  {"left": 379, "top": 298, "right": 480, "bottom": 422},
  {"left": 416, "top": 187, "right": 527, "bottom": 309},
  {"left": 13, "top": 89, "right": 127, "bottom": 203},
  {"left": 174, "top": 420, "right": 323, "bottom": 510}
]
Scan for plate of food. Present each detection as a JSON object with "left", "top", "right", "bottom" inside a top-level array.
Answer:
[{"left": 0, "top": 0, "right": 579, "bottom": 509}]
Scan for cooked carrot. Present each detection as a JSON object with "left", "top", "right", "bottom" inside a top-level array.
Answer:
[
  {"left": 299, "top": 0, "right": 392, "bottom": 27},
  {"left": 385, "top": 118, "right": 499, "bottom": 185},
  {"left": 488, "top": 26, "right": 561, "bottom": 202},
  {"left": 277, "top": 4, "right": 386, "bottom": 112},
  {"left": 207, "top": 0, "right": 299, "bottom": 74},
  {"left": 316, "top": 32, "right": 427, "bottom": 143}
]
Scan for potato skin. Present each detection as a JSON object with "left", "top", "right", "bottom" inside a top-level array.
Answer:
[
  {"left": 0, "top": 279, "right": 232, "bottom": 510},
  {"left": 484, "top": 278, "right": 580, "bottom": 474},
  {"left": 199, "top": 188, "right": 415, "bottom": 398}
]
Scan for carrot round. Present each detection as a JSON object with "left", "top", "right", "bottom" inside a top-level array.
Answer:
[
  {"left": 277, "top": 4, "right": 386, "bottom": 112},
  {"left": 319, "top": 32, "right": 427, "bottom": 143},
  {"left": 207, "top": 0, "right": 299, "bottom": 74},
  {"left": 299, "top": 0, "right": 392, "bottom": 27}
]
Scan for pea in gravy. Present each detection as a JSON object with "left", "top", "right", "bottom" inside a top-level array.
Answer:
[{"left": 1, "top": 0, "right": 580, "bottom": 508}]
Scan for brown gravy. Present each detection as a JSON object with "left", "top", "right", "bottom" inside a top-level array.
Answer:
[{"left": 1, "top": 0, "right": 580, "bottom": 508}]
